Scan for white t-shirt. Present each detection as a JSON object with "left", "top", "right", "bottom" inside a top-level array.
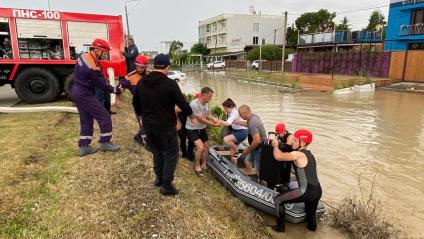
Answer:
[{"left": 226, "top": 108, "right": 247, "bottom": 130}]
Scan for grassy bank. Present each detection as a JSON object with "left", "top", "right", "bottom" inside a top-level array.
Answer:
[{"left": 0, "top": 94, "right": 271, "bottom": 238}]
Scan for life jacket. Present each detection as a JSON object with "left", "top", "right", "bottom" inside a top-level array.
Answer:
[{"left": 125, "top": 70, "right": 143, "bottom": 86}]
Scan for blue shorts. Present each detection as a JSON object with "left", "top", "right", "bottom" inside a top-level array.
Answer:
[
  {"left": 247, "top": 148, "right": 262, "bottom": 172},
  {"left": 232, "top": 129, "right": 248, "bottom": 144}
]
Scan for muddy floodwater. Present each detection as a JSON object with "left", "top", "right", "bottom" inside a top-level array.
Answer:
[{"left": 179, "top": 71, "right": 424, "bottom": 238}]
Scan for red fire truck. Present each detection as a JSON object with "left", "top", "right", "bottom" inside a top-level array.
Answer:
[{"left": 0, "top": 7, "right": 127, "bottom": 103}]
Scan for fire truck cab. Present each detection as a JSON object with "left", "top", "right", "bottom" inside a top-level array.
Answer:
[{"left": 0, "top": 7, "right": 127, "bottom": 103}]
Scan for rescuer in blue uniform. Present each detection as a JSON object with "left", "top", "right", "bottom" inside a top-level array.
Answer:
[{"left": 71, "top": 38, "right": 122, "bottom": 156}]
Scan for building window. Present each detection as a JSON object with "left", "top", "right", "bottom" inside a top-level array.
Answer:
[
  {"left": 412, "top": 9, "right": 424, "bottom": 24},
  {"left": 253, "top": 23, "right": 259, "bottom": 32},
  {"left": 220, "top": 20, "right": 227, "bottom": 30},
  {"left": 253, "top": 36, "right": 259, "bottom": 45},
  {"left": 212, "top": 23, "right": 217, "bottom": 32},
  {"left": 206, "top": 24, "right": 210, "bottom": 33}
]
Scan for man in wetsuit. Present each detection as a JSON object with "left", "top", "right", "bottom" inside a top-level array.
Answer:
[
  {"left": 275, "top": 122, "right": 294, "bottom": 185},
  {"left": 271, "top": 129, "right": 322, "bottom": 232}
]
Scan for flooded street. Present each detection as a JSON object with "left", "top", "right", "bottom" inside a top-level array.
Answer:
[{"left": 180, "top": 71, "right": 424, "bottom": 238}]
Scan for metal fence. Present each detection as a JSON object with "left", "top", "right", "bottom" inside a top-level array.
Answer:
[{"left": 292, "top": 51, "right": 391, "bottom": 78}]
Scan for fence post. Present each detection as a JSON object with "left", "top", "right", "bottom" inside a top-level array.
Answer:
[{"left": 402, "top": 50, "right": 409, "bottom": 81}]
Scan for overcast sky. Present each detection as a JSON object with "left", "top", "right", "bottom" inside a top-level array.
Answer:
[{"left": 0, "top": 0, "right": 389, "bottom": 51}]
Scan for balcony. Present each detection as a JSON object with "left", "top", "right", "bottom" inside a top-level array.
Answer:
[
  {"left": 399, "top": 23, "right": 424, "bottom": 36},
  {"left": 298, "top": 31, "right": 383, "bottom": 46},
  {"left": 401, "top": 0, "right": 424, "bottom": 6}
]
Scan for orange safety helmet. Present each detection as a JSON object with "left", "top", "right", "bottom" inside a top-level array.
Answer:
[
  {"left": 135, "top": 55, "right": 149, "bottom": 66},
  {"left": 275, "top": 123, "right": 286, "bottom": 134},
  {"left": 92, "top": 38, "right": 111, "bottom": 51},
  {"left": 293, "top": 129, "right": 313, "bottom": 144}
]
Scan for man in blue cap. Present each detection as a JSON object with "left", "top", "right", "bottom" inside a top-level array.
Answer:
[{"left": 132, "top": 54, "right": 193, "bottom": 196}]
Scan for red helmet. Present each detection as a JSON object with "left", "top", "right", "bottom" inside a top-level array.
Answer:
[
  {"left": 275, "top": 123, "right": 286, "bottom": 134},
  {"left": 92, "top": 38, "right": 111, "bottom": 51},
  {"left": 135, "top": 55, "right": 149, "bottom": 65},
  {"left": 293, "top": 129, "right": 313, "bottom": 144}
]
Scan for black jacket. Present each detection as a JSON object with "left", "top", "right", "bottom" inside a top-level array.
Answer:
[{"left": 132, "top": 71, "right": 192, "bottom": 126}]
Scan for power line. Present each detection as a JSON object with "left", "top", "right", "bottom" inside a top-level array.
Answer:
[
  {"left": 128, "top": 0, "right": 141, "bottom": 15},
  {"left": 336, "top": 4, "right": 389, "bottom": 15}
]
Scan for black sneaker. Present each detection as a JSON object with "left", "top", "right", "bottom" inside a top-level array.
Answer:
[
  {"left": 154, "top": 178, "right": 162, "bottom": 187},
  {"left": 159, "top": 185, "right": 179, "bottom": 196}
]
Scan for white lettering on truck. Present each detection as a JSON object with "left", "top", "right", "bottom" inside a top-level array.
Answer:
[{"left": 12, "top": 9, "right": 61, "bottom": 20}]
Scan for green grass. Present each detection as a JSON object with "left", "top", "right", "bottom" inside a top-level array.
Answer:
[{"left": 0, "top": 94, "right": 271, "bottom": 238}]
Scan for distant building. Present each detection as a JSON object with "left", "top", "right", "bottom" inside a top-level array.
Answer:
[
  {"left": 159, "top": 41, "right": 173, "bottom": 54},
  {"left": 385, "top": 0, "right": 424, "bottom": 51},
  {"left": 140, "top": 51, "right": 158, "bottom": 59},
  {"left": 198, "top": 13, "right": 285, "bottom": 61},
  {"left": 297, "top": 31, "right": 383, "bottom": 53}
]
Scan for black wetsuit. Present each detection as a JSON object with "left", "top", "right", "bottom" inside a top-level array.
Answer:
[
  {"left": 278, "top": 132, "right": 292, "bottom": 184},
  {"left": 274, "top": 149, "right": 322, "bottom": 231}
]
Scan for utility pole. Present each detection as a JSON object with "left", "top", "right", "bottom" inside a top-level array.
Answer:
[
  {"left": 273, "top": 29, "right": 276, "bottom": 72},
  {"left": 281, "top": 11, "right": 288, "bottom": 74},
  {"left": 259, "top": 42, "right": 262, "bottom": 71},
  {"left": 124, "top": 0, "right": 137, "bottom": 39},
  {"left": 47, "top": 0, "right": 51, "bottom": 11},
  {"left": 125, "top": 5, "right": 131, "bottom": 38}
]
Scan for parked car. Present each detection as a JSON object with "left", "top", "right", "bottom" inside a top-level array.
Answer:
[
  {"left": 251, "top": 60, "right": 266, "bottom": 70},
  {"left": 207, "top": 61, "right": 225, "bottom": 69},
  {"left": 167, "top": 70, "right": 186, "bottom": 82}
]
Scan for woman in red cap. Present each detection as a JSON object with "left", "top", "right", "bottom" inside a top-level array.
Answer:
[{"left": 270, "top": 129, "right": 322, "bottom": 232}]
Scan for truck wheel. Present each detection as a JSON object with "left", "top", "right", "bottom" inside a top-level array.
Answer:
[
  {"left": 64, "top": 73, "right": 74, "bottom": 101},
  {"left": 14, "top": 67, "right": 60, "bottom": 104}
]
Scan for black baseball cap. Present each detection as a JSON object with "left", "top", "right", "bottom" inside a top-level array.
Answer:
[{"left": 154, "top": 54, "right": 171, "bottom": 68}]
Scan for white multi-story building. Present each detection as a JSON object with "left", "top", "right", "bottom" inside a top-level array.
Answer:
[{"left": 198, "top": 13, "right": 286, "bottom": 59}]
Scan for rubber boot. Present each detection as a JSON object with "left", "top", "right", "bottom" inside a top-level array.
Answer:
[
  {"left": 99, "top": 142, "right": 120, "bottom": 152},
  {"left": 307, "top": 216, "right": 317, "bottom": 231},
  {"left": 272, "top": 206, "right": 286, "bottom": 232},
  {"left": 79, "top": 145, "right": 97, "bottom": 157}
]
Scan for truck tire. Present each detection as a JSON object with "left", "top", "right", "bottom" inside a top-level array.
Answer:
[
  {"left": 14, "top": 67, "right": 60, "bottom": 104},
  {"left": 64, "top": 73, "right": 74, "bottom": 101}
]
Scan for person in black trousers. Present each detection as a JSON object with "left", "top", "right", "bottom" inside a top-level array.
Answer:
[
  {"left": 176, "top": 107, "right": 194, "bottom": 161},
  {"left": 132, "top": 54, "right": 193, "bottom": 196}
]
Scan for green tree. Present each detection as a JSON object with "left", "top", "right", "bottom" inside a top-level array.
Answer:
[
  {"left": 364, "top": 10, "right": 386, "bottom": 32},
  {"left": 336, "top": 16, "right": 351, "bottom": 31},
  {"left": 190, "top": 42, "right": 209, "bottom": 55},
  {"left": 286, "top": 25, "right": 299, "bottom": 46},
  {"left": 295, "top": 9, "right": 336, "bottom": 34},
  {"left": 246, "top": 45, "right": 282, "bottom": 61},
  {"left": 168, "top": 40, "right": 183, "bottom": 59}
]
